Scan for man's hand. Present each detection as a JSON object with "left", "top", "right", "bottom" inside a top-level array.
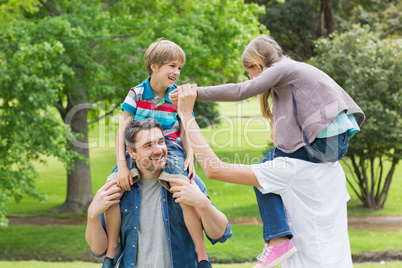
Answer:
[
  {"left": 88, "top": 180, "right": 123, "bottom": 219},
  {"left": 177, "top": 84, "right": 198, "bottom": 119},
  {"left": 116, "top": 167, "right": 133, "bottom": 191},
  {"left": 170, "top": 178, "right": 209, "bottom": 208}
]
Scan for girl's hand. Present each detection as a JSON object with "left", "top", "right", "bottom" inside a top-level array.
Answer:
[
  {"left": 116, "top": 167, "right": 132, "bottom": 191},
  {"left": 184, "top": 156, "right": 196, "bottom": 180}
]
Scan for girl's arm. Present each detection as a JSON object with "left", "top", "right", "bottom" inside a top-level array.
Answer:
[
  {"left": 177, "top": 85, "right": 261, "bottom": 187},
  {"left": 197, "top": 65, "right": 284, "bottom": 102},
  {"left": 169, "top": 60, "right": 288, "bottom": 104}
]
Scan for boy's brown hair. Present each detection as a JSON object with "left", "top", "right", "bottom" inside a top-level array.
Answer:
[{"left": 144, "top": 39, "right": 186, "bottom": 76}]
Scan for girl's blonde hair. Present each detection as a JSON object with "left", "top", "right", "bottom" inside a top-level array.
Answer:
[
  {"left": 144, "top": 39, "right": 186, "bottom": 76},
  {"left": 241, "top": 35, "right": 283, "bottom": 123}
]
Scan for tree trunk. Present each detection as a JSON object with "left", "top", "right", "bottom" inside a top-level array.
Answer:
[
  {"left": 317, "top": 0, "right": 325, "bottom": 38},
  {"left": 57, "top": 106, "right": 93, "bottom": 213},
  {"left": 324, "top": 0, "right": 335, "bottom": 35},
  {"left": 55, "top": 88, "right": 94, "bottom": 213},
  {"left": 317, "top": 0, "right": 335, "bottom": 38}
]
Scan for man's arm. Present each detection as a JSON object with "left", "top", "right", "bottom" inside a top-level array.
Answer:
[
  {"left": 85, "top": 181, "right": 122, "bottom": 255},
  {"left": 169, "top": 178, "right": 228, "bottom": 240},
  {"left": 179, "top": 122, "right": 195, "bottom": 179},
  {"left": 176, "top": 84, "right": 261, "bottom": 187}
]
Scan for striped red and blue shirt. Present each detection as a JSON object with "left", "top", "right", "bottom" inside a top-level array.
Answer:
[{"left": 121, "top": 78, "right": 182, "bottom": 148}]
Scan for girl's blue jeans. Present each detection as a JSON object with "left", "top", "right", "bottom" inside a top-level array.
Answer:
[{"left": 254, "top": 131, "right": 350, "bottom": 242}]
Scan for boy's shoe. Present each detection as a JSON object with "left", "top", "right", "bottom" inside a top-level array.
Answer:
[
  {"left": 102, "top": 257, "right": 115, "bottom": 268},
  {"left": 252, "top": 239, "right": 297, "bottom": 268},
  {"left": 198, "top": 260, "right": 212, "bottom": 268}
]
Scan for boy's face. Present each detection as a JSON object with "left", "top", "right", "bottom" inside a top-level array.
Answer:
[{"left": 151, "top": 60, "right": 183, "bottom": 89}]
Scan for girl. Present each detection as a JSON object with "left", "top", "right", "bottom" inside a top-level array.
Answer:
[{"left": 170, "top": 35, "right": 364, "bottom": 268}]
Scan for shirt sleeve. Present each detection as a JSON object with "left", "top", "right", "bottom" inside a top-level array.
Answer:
[
  {"left": 251, "top": 157, "right": 297, "bottom": 196},
  {"left": 121, "top": 88, "right": 138, "bottom": 115},
  {"left": 197, "top": 59, "right": 290, "bottom": 102}
]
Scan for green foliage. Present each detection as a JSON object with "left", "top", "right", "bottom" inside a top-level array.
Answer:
[
  {"left": 0, "top": 0, "right": 266, "bottom": 222},
  {"left": 338, "top": 1, "right": 401, "bottom": 37},
  {"left": 259, "top": 0, "right": 318, "bottom": 60},
  {"left": 309, "top": 25, "right": 401, "bottom": 208}
]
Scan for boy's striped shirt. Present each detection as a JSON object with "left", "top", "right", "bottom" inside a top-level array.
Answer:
[{"left": 121, "top": 78, "right": 182, "bottom": 148}]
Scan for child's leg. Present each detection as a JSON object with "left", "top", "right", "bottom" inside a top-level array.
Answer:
[
  {"left": 179, "top": 202, "right": 208, "bottom": 262},
  {"left": 164, "top": 141, "right": 209, "bottom": 262},
  {"left": 257, "top": 148, "right": 293, "bottom": 243},
  {"left": 252, "top": 148, "right": 296, "bottom": 268},
  {"left": 276, "top": 132, "right": 351, "bottom": 163},
  {"left": 104, "top": 203, "right": 121, "bottom": 259}
]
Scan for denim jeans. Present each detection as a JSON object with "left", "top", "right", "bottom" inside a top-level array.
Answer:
[
  {"left": 254, "top": 132, "right": 350, "bottom": 242},
  {"left": 274, "top": 131, "right": 350, "bottom": 163}
]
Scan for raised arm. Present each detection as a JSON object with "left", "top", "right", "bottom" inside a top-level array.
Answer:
[{"left": 176, "top": 84, "right": 261, "bottom": 187}]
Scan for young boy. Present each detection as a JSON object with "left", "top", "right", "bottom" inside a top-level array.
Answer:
[{"left": 103, "top": 39, "right": 210, "bottom": 268}]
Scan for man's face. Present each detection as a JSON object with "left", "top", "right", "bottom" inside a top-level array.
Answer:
[{"left": 128, "top": 128, "right": 167, "bottom": 173}]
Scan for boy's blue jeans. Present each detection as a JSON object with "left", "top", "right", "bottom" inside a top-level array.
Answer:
[{"left": 255, "top": 131, "right": 350, "bottom": 242}]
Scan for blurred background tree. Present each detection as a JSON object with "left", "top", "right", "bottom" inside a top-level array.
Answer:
[
  {"left": 309, "top": 25, "right": 401, "bottom": 209},
  {"left": 0, "top": 0, "right": 265, "bottom": 222}
]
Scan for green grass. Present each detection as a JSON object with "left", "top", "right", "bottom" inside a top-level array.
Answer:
[
  {"left": 0, "top": 261, "right": 401, "bottom": 268},
  {"left": 1, "top": 224, "right": 401, "bottom": 263},
  {"left": 216, "top": 96, "right": 261, "bottom": 118}
]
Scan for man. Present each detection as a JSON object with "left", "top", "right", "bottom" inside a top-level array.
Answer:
[
  {"left": 85, "top": 118, "right": 232, "bottom": 268},
  {"left": 172, "top": 84, "right": 353, "bottom": 268}
]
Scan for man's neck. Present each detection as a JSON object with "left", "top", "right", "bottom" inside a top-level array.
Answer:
[{"left": 138, "top": 168, "right": 162, "bottom": 180}]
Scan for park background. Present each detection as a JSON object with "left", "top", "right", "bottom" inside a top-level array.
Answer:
[{"left": 0, "top": 0, "right": 400, "bottom": 267}]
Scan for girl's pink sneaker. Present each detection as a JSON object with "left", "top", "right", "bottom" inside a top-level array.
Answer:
[{"left": 253, "top": 239, "right": 297, "bottom": 268}]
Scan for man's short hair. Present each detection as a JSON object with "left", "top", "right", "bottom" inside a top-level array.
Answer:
[
  {"left": 144, "top": 38, "right": 186, "bottom": 76},
  {"left": 125, "top": 118, "right": 164, "bottom": 151}
]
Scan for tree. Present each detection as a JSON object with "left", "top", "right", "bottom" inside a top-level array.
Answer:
[
  {"left": 309, "top": 25, "right": 401, "bottom": 209},
  {"left": 258, "top": 0, "right": 319, "bottom": 60},
  {"left": 0, "top": 0, "right": 265, "bottom": 222}
]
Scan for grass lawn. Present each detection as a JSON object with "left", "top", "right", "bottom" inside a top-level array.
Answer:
[
  {"left": 0, "top": 261, "right": 401, "bottom": 267},
  {"left": 3, "top": 97, "right": 401, "bottom": 264}
]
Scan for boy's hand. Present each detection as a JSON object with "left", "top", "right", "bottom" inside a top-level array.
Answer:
[
  {"left": 116, "top": 167, "right": 133, "bottom": 191},
  {"left": 169, "top": 84, "right": 198, "bottom": 105},
  {"left": 184, "top": 156, "right": 196, "bottom": 180},
  {"left": 169, "top": 88, "right": 179, "bottom": 105}
]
